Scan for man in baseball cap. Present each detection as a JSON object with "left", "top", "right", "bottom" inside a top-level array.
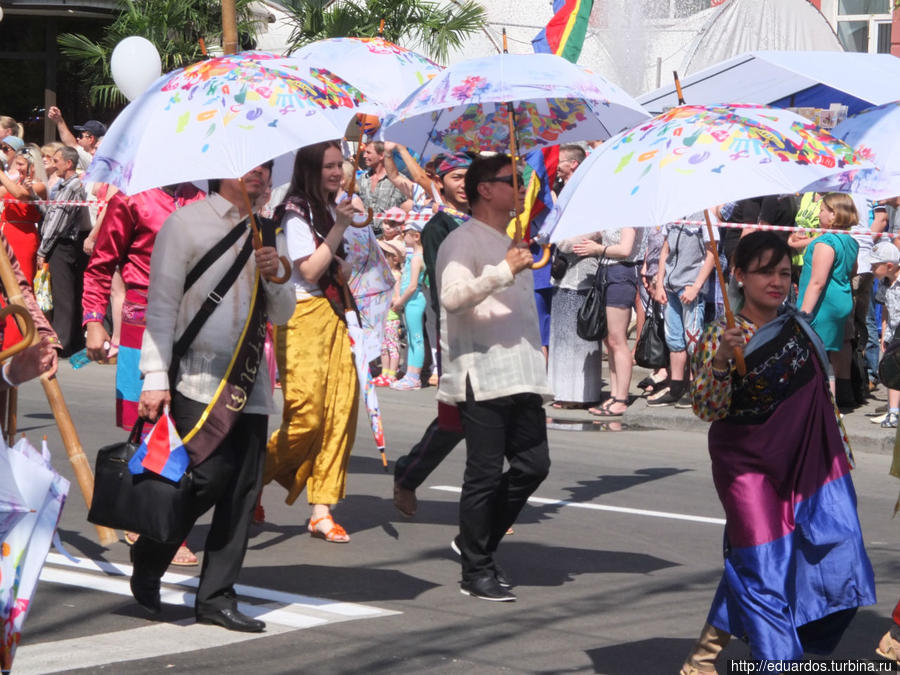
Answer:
[{"left": 47, "top": 106, "right": 106, "bottom": 171}]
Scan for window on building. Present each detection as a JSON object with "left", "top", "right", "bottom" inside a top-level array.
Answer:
[
  {"left": 877, "top": 21, "right": 893, "bottom": 53},
  {"left": 836, "top": 0, "right": 893, "bottom": 53},
  {"left": 639, "top": 0, "right": 712, "bottom": 20},
  {"left": 838, "top": 0, "right": 890, "bottom": 13}
]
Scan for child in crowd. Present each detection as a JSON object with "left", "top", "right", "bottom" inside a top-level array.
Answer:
[
  {"left": 650, "top": 213, "right": 719, "bottom": 408},
  {"left": 391, "top": 219, "right": 427, "bottom": 390},
  {"left": 375, "top": 238, "right": 405, "bottom": 386},
  {"left": 870, "top": 241, "right": 900, "bottom": 428}
]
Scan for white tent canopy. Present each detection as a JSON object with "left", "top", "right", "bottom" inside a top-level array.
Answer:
[{"left": 639, "top": 51, "right": 900, "bottom": 115}]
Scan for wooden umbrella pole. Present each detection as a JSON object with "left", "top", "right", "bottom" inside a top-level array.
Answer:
[
  {"left": 703, "top": 209, "right": 746, "bottom": 375},
  {"left": 238, "top": 179, "right": 291, "bottom": 283},
  {"left": 673, "top": 70, "right": 686, "bottom": 105},
  {"left": 0, "top": 241, "right": 116, "bottom": 544},
  {"left": 504, "top": 101, "right": 524, "bottom": 243},
  {"left": 344, "top": 138, "right": 373, "bottom": 227}
]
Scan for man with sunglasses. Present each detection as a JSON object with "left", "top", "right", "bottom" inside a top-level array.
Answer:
[{"left": 436, "top": 154, "right": 551, "bottom": 602}]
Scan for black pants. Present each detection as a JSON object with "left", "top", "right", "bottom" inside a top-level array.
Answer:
[
  {"left": 457, "top": 383, "right": 550, "bottom": 581},
  {"left": 394, "top": 416, "right": 464, "bottom": 491},
  {"left": 132, "top": 392, "right": 267, "bottom": 615},
  {"left": 48, "top": 234, "right": 89, "bottom": 356}
]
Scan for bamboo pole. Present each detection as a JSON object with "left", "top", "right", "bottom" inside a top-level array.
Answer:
[
  {"left": 6, "top": 388, "right": 16, "bottom": 445},
  {"left": 221, "top": 0, "right": 239, "bottom": 55}
]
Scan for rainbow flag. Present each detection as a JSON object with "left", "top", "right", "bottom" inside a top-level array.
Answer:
[
  {"left": 128, "top": 412, "right": 190, "bottom": 483},
  {"left": 518, "top": 0, "right": 593, "bottom": 237},
  {"left": 531, "top": 0, "right": 594, "bottom": 63}
]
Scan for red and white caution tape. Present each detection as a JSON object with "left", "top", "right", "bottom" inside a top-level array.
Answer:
[{"left": 672, "top": 220, "right": 892, "bottom": 236}]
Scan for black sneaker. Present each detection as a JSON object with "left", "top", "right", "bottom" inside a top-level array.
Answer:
[
  {"left": 674, "top": 390, "right": 693, "bottom": 409},
  {"left": 647, "top": 387, "right": 682, "bottom": 407},
  {"left": 460, "top": 574, "right": 516, "bottom": 602}
]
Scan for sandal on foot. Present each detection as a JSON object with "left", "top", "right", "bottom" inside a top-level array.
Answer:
[
  {"left": 170, "top": 544, "right": 199, "bottom": 567},
  {"left": 124, "top": 531, "right": 139, "bottom": 546},
  {"left": 588, "top": 397, "right": 628, "bottom": 417},
  {"left": 308, "top": 515, "right": 350, "bottom": 543},
  {"left": 550, "top": 401, "right": 581, "bottom": 409}
]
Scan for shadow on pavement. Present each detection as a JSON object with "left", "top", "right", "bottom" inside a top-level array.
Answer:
[
  {"left": 563, "top": 467, "right": 691, "bottom": 502},
  {"left": 586, "top": 637, "right": 696, "bottom": 674},
  {"left": 238, "top": 563, "right": 440, "bottom": 603},
  {"left": 496, "top": 542, "right": 678, "bottom": 587}
]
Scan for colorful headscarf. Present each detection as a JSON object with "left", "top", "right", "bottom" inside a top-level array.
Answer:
[{"left": 436, "top": 152, "right": 473, "bottom": 177}]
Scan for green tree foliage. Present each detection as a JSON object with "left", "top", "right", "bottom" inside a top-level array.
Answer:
[
  {"left": 283, "top": 0, "right": 487, "bottom": 64},
  {"left": 58, "top": 0, "right": 256, "bottom": 108}
]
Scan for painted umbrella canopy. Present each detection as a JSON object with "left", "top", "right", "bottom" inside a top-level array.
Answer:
[
  {"left": 830, "top": 100, "right": 900, "bottom": 198},
  {"left": 543, "top": 103, "right": 874, "bottom": 241},
  {"left": 380, "top": 52, "right": 649, "bottom": 159},
  {"left": 292, "top": 37, "right": 443, "bottom": 114},
  {"left": 85, "top": 51, "right": 375, "bottom": 194}
]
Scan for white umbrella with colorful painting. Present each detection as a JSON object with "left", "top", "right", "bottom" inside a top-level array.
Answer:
[
  {"left": 380, "top": 31, "right": 651, "bottom": 265},
  {"left": 542, "top": 102, "right": 875, "bottom": 373}
]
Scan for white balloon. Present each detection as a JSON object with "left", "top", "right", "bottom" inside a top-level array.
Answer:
[{"left": 110, "top": 36, "right": 162, "bottom": 101}]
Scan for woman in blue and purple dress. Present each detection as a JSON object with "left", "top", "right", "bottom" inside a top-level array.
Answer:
[{"left": 680, "top": 232, "right": 875, "bottom": 672}]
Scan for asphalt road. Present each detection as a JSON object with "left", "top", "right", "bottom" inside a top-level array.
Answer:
[{"left": 11, "top": 362, "right": 900, "bottom": 674}]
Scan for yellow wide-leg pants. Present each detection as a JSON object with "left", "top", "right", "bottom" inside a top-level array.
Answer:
[{"left": 264, "top": 297, "right": 359, "bottom": 505}]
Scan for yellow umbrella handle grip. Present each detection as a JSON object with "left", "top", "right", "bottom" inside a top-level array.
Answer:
[
  {"left": 350, "top": 207, "right": 374, "bottom": 228},
  {"left": 0, "top": 305, "right": 36, "bottom": 362},
  {"left": 530, "top": 244, "right": 551, "bottom": 270}
]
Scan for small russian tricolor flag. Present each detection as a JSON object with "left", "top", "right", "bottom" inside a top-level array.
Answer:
[{"left": 128, "top": 411, "right": 190, "bottom": 482}]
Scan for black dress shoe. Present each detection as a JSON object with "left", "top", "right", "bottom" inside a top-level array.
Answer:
[
  {"left": 196, "top": 607, "right": 265, "bottom": 633},
  {"left": 130, "top": 575, "right": 161, "bottom": 614},
  {"left": 460, "top": 574, "right": 516, "bottom": 602},
  {"left": 494, "top": 564, "right": 512, "bottom": 589}
]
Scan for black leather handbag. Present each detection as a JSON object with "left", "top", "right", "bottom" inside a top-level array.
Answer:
[
  {"left": 576, "top": 262, "right": 608, "bottom": 341},
  {"left": 634, "top": 301, "right": 668, "bottom": 369},
  {"left": 880, "top": 336, "right": 900, "bottom": 390},
  {"left": 87, "top": 420, "right": 192, "bottom": 544}
]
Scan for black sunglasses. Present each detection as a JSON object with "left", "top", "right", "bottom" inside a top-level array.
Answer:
[
  {"left": 0, "top": 145, "right": 12, "bottom": 153},
  {"left": 482, "top": 173, "right": 523, "bottom": 187}
]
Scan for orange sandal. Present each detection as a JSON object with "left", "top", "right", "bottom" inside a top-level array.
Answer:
[{"left": 308, "top": 515, "right": 350, "bottom": 543}]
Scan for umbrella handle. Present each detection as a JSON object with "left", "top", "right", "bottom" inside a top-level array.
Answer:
[
  {"left": 530, "top": 244, "right": 551, "bottom": 270},
  {"left": 270, "top": 256, "right": 293, "bottom": 284},
  {"left": 350, "top": 206, "right": 374, "bottom": 228},
  {"left": 0, "top": 305, "right": 36, "bottom": 363}
]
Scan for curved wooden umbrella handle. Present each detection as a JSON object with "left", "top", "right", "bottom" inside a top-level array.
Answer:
[
  {"left": 530, "top": 244, "right": 551, "bottom": 270},
  {"left": 350, "top": 207, "right": 374, "bottom": 228},
  {"left": 0, "top": 305, "right": 36, "bottom": 362},
  {"left": 270, "top": 256, "right": 292, "bottom": 284}
]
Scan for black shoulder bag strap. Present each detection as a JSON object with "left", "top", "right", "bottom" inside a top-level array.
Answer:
[{"left": 168, "top": 220, "right": 254, "bottom": 383}]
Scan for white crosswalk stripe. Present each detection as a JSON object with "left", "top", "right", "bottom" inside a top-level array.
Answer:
[{"left": 15, "top": 553, "right": 399, "bottom": 674}]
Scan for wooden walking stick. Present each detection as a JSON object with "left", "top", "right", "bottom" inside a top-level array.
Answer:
[{"left": 0, "top": 242, "right": 117, "bottom": 545}]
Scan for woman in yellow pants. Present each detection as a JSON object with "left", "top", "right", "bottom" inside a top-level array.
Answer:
[{"left": 264, "top": 140, "right": 360, "bottom": 542}]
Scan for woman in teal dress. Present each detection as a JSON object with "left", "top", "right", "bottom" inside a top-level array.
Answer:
[{"left": 797, "top": 192, "right": 859, "bottom": 397}]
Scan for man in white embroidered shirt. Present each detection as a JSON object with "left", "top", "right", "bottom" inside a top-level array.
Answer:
[
  {"left": 436, "top": 154, "right": 552, "bottom": 602},
  {"left": 131, "top": 162, "right": 295, "bottom": 632}
]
